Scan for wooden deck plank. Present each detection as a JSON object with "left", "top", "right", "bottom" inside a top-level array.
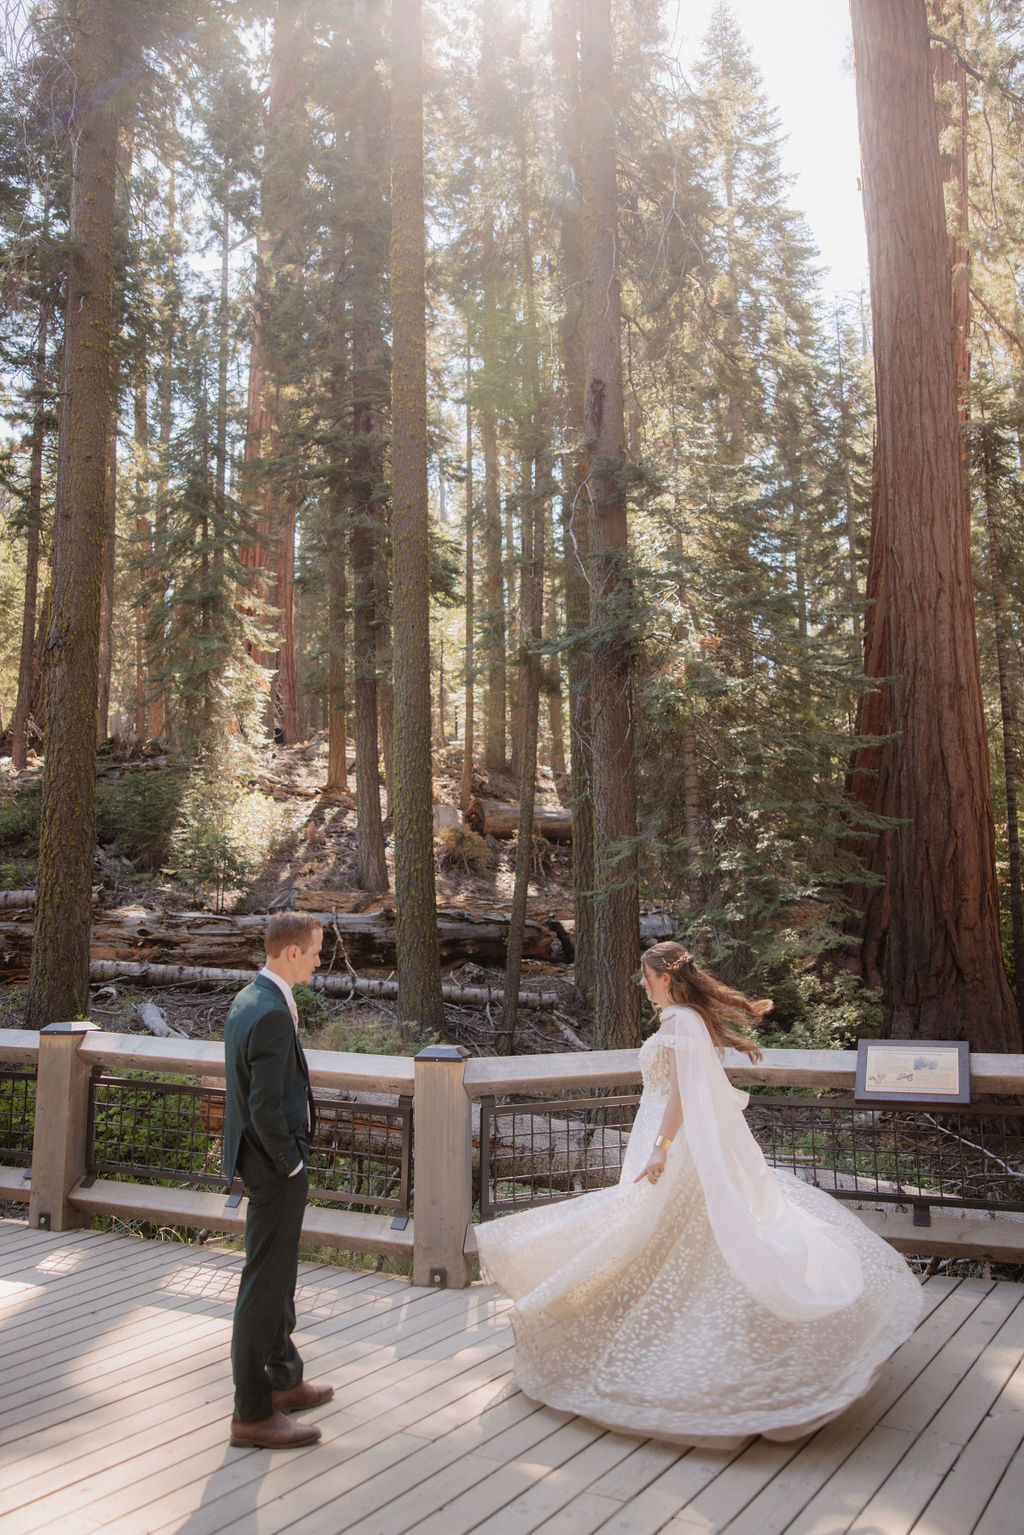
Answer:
[
  {"left": 880, "top": 1282, "right": 1024, "bottom": 1434},
  {"left": 465, "top": 1432, "right": 644, "bottom": 1535},
  {"left": 527, "top": 1492, "right": 626, "bottom": 1535},
  {"left": 100, "top": 1389, "right": 545, "bottom": 1535},
  {"left": 713, "top": 1278, "right": 997, "bottom": 1535},
  {"left": 3, "top": 1291, "right": 518, "bottom": 1531},
  {"left": 908, "top": 1356, "right": 1024, "bottom": 1535},
  {"left": 586, "top": 1438, "right": 683, "bottom": 1500},
  {"left": 0, "top": 1281, "right": 500, "bottom": 1513},
  {"left": 0, "top": 1259, "right": 438, "bottom": 1444},
  {"left": 974, "top": 1437, "right": 1024, "bottom": 1535},
  {"left": 130, "top": 1378, "right": 546, "bottom": 1535},
  {"left": 215, "top": 1386, "right": 543, "bottom": 1535},
  {"left": 780, "top": 1423, "right": 919, "bottom": 1535},
  {"left": 0, "top": 1258, "right": 428, "bottom": 1438},
  {"left": 640, "top": 1439, "right": 794, "bottom": 1533},
  {"left": 846, "top": 1290, "right": 1024, "bottom": 1534},
  {"left": 336, "top": 1420, "right": 609, "bottom": 1535}
]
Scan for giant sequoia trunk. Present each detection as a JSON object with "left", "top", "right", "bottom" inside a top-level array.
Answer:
[
  {"left": 390, "top": 0, "right": 444, "bottom": 1030},
  {"left": 578, "top": 0, "right": 641, "bottom": 1048},
  {"left": 26, "top": 0, "right": 123, "bottom": 1028},
  {"left": 849, "top": 0, "right": 1017, "bottom": 1046}
]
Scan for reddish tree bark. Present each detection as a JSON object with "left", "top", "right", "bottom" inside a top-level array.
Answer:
[{"left": 849, "top": 0, "right": 1016, "bottom": 1046}]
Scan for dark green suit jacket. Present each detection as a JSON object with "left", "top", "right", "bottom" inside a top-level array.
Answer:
[{"left": 222, "top": 975, "right": 317, "bottom": 1183}]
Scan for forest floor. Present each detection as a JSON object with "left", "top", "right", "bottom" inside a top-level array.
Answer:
[{"left": 0, "top": 734, "right": 591, "bottom": 1054}]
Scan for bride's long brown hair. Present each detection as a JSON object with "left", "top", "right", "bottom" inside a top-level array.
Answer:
[{"left": 642, "top": 941, "right": 769, "bottom": 1063}]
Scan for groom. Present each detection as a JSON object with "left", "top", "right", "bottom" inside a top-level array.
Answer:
[{"left": 223, "top": 911, "right": 333, "bottom": 1449}]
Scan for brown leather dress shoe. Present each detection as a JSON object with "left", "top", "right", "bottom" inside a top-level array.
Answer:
[
  {"left": 272, "top": 1380, "right": 335, "bottom": 1413},
  {"left": 229, "top": 1410, "right": 322, "bottom": 1449}
]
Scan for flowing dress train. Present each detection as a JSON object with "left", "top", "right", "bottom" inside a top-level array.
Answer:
[{"left": 476, "top": 1006, "right": 923, "bottom": 1445}]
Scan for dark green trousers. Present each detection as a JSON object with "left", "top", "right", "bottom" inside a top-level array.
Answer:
[{"left": 230, "top": 1139, "right": 308, "bottom": 1422}]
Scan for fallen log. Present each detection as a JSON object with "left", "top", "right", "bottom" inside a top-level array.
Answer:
[
  {"left": 86, "top": 959, "right": 561, "bottom": 1009},
  {"left": 0, "top": 889, "right": 100, "bottom": 910},
  {"left": 0, "top": 901, "right": 671, "bottom": 981},
  {"left": 464, "top": 798, "right": 572, "bottom": 842},
  {"left": 0, "top": 903, "right": 555, "bottom": 979}
]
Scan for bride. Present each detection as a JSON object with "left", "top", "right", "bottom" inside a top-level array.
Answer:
[{"left": 476, "top": 941, "right": 923, "bottom": 1445}]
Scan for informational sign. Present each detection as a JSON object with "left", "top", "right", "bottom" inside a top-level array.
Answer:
[{"left": 854, "top": 1039, "right": 970, "bottom": 1105}]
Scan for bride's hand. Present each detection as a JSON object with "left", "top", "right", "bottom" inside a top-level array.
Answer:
[{"left": 634, "top": 1149, "right": 667, "bottom": 1185}]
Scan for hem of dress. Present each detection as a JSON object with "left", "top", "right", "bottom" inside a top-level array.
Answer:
[{"left": 509, "top": 1310, "right": 915, "bottom": 1445}]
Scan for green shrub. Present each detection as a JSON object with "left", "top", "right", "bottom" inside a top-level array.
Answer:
[
  {"left": 95, "top": 769, "right": 186, "bottom": 869},
  {"left": 757, "top": 969, "right": 882, "bottom": 1053},
  {"left": 292, "top": 982, "right": 328, "bottom": 1032},
  {"left": 169, "top": 774, "right": 286, "bottom": 911},
  {"left": 0, "top": 783, "right": 42, "bottom": 854}
]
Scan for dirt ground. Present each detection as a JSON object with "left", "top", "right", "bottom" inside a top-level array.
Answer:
[{"left": 0, "top": 736, "right": 591, "bottom": 1054}]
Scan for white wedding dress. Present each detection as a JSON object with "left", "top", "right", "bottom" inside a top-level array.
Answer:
[{"left": 476, "top": 1005, "right": 923, "bottom": 1445}]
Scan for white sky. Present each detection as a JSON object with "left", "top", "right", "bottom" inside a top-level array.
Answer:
[{"left": 671, "top": 0, "right": 868, "bottom": 302}]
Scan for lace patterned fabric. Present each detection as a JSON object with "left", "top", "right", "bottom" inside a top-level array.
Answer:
[{"left": 476, "top": 1015, "right": 923, "bottom": 1444}]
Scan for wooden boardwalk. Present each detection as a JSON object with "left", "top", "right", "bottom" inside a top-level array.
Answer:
[{"left": 0, "top": 1220, "right": 1022, "bottom": 1535}]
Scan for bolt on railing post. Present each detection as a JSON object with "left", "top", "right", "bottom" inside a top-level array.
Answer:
[
  {"left": 28, "top": 1021, "right": 99, "bottom": 1232},
  {"left": 412, "top": 1044, "right": 473, "bottom": 1289}
]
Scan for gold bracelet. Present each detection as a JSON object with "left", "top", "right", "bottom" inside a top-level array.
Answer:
[{"left": 654, "top": 1135, "right": 673, "bottom": 1151}]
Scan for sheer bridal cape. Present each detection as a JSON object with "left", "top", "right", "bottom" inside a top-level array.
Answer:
[{"left": 476, "top": 1005, "right": 922, "bottom": 1445}]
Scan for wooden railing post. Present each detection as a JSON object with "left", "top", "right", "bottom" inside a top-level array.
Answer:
[
  {"left": 412, "top": 1044, "right": 473, "bottom": 1288},
  {"left": 28, "top": 1021, "right": 99, "bottom": 1232}
]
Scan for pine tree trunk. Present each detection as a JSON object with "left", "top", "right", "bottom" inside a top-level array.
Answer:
[
  {"left": 579, "top": 0, "right": 641, "bottom": 1049},
  {"left": 850, "top": 0, "right": 1016, "bottom": 1046},
  {"left": 480, "top": 405, "right": 507, "bottom": 769},
  {"left": 26, "top": 0, "right": 122, "bottom": 1028},
  {"left": 390, "top": 0, "right": 444, "bottom": 1030},
  {"left": 501, "top": 462, "right": 545, "bottom": 1053},
  {"left": 149, "top": 158, "right": 177, "bottom": 746},
  {"left": 240, "top": 4, "right": 306, "bottom": 741},
  {"left": 979, "top": 429, "right": 1024, "bottom": 1042},
  {"left": 544, "top": 549, "right": 567, "bottom": 775},
  {"left": 553, "top": 0, "right": 595, "bottom": 1004},
  {"left": 132, "top": 367, "right": 152, "bottom": 742},
  {"left": 274, "top": 492, "right": 300, "bottom": 741},
  {"left": 326, "top": 527, "right": 348, "bottom": 790},
  {"left": 96, "top": 419, "right": 116, "bottom": 739},
  {"left": 11, "top": 295, "right": 50, "bottom": 771},
  {"left": 348, "top": 1, "right": 389, "bottom": 891},
  {"left": 377, "top": 617, "right": 395, "bottom": 815},
  {"left": 29, "top": 584, "right": 51, "bottom": 730},
  {"left": 460, "top": 373, "right": 476, "bottom": 811}
]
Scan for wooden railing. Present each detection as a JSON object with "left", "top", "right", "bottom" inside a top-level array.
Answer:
[{"left": 2, "top": 1024, "right": 1023, "bottom": 1285}]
